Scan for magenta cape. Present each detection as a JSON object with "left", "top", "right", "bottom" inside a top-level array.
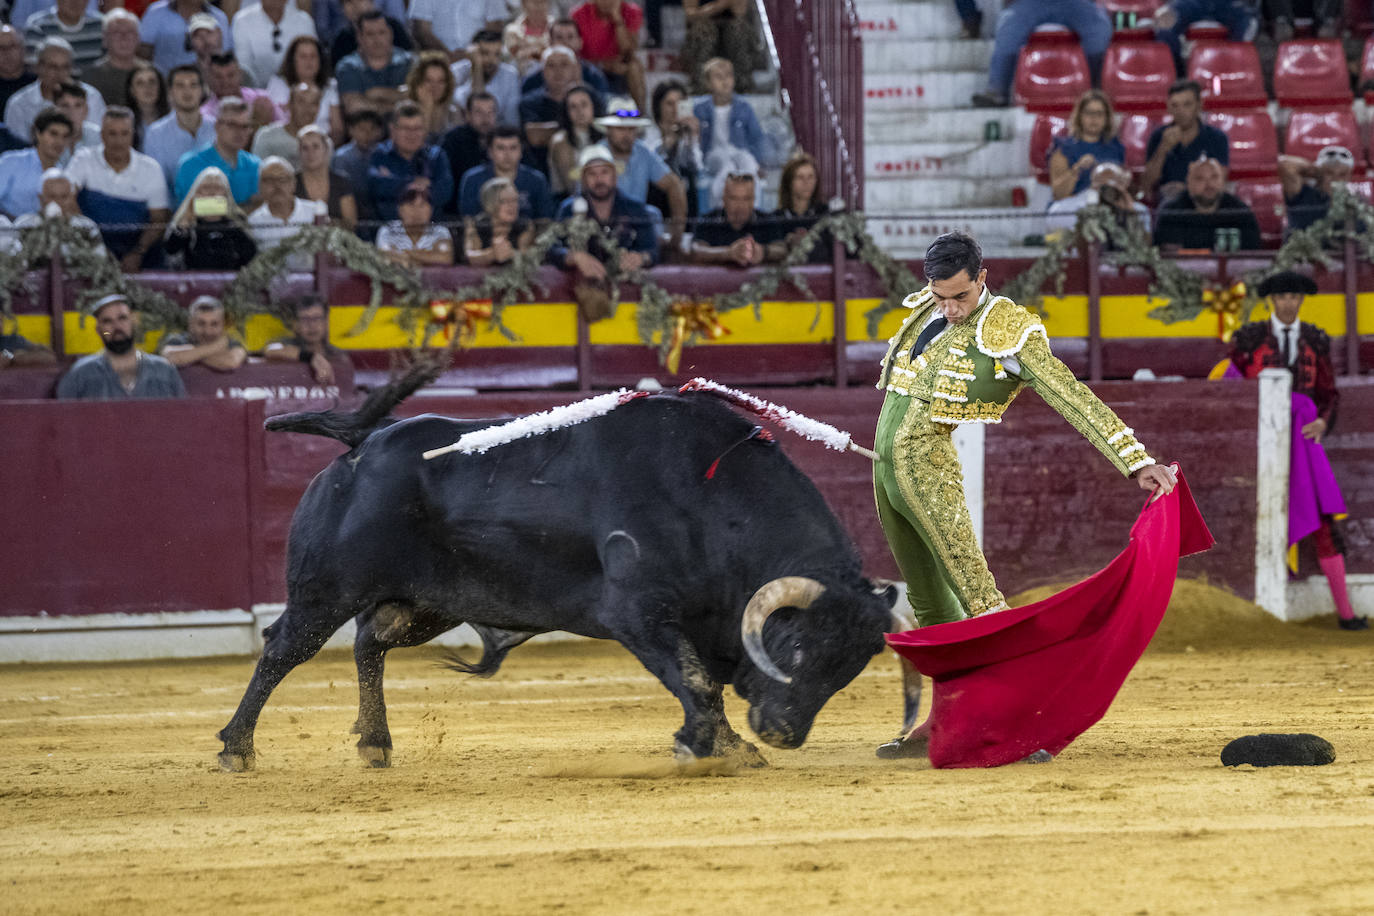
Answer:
[
  {"left": 1289, "top": 392, "right": 1346, "bottom": 548},
  {"left": 885, "top": 471, "right": 1214, "bottom": 768}
]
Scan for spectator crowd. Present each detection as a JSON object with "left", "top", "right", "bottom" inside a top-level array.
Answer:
[{"left": 0, "top": 0, "right": 812, "bottom": 282}]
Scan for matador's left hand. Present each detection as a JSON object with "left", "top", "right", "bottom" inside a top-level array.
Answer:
[{"left": 1137, "top": 462, "right": 1178, "bottom": 498}]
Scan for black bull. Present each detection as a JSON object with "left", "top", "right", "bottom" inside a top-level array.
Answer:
[{"left": 217, "top": 379, "right": 902, "bottom": 772}]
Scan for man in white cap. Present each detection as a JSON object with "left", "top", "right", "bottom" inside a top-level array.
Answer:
[
  {"left": 1279, "top": 144, "right": 1355, "bottom": 233},
  {"left": 596, "top": 95, "right": 685, "bottom": 252},
  {"left": 549, "top": 142, "right": 658, "bottom": 280},
  {"left": 56, "top": 294, "right": 187, "bottom": 399}
]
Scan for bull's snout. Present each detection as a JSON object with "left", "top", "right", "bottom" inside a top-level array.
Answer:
[{"left": 748, "top": 705, "right": 806, "bottom": 749}]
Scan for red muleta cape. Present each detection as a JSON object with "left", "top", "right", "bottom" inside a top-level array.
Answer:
[{"left": 886, "top": 470, "right": 1214, "bottom": 768}]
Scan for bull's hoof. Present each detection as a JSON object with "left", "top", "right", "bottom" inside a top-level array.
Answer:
[
  {"left": 358, "top": 744, "right": 392, "bottom": 768},
  {"left": 1020, "top": 749, "right": 1055, "bottom": 764},
  {"left": 218, "top": 749, "right": 256, "bottom": 772},
  {"left": 674, "top": 740, "right": 768, "bottom": 768}
]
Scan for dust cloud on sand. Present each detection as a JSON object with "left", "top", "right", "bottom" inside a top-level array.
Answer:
[{"left": 2, "top": 579, "right": 1373, "bottom": 914}]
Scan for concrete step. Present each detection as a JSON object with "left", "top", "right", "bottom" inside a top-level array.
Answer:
[
  {"left": 864, "top": 108, "right": 1018, "bottom": 144},
  {"left": 863, "top": 38, "right": 991, "bottom": 73},
  {"left": 864, "top": 70, "right": 985, "bottom": 110},
  {"left": 855, "top": 1, "right": 965, "bottom": 41},
  {"left": 866, "top": 138, "right": 1032, "bottom": 181},
  {"left": 863, "top": 175, "right": 1038, "bottom": 211}
]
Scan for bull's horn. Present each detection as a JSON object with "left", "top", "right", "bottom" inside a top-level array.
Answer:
[{"left": 741, "top": 576, "right": 826, "bottom": 685}]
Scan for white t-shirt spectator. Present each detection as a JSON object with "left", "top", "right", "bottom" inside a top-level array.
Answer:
[
  {"left": 232, "top": 3, "right": 318, "bottom": 89},
  {"left": 408, "top": 0, "right": 507, "bottom": 52},
  {"left": 248, "top": 196, "right": 325, "bottom": 269},
  {"left": 64, "top": 145, "right": 171, "bottom": 211},
  {"left": 376, "top": 220, "right": 452, "bottom": 254}
]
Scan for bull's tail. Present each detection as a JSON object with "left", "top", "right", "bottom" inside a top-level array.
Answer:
[
  {"left": 439, "top": 625, "right": 544, "bottom": 678},
  {"left": 264, "top": 355, "right": 447, "bottom": 447}
]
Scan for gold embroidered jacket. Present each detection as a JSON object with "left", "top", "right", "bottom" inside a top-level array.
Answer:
[{"left": 877, "top": 286, "right": 1156, "bottom": 477}]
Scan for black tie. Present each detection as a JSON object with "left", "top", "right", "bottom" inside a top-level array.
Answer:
[
  {"left": 1281, "top": 327, "right": 1292, "bottom": 366},
  {"left": 911, "top": 317, "right": 948, "bottom": 360}
]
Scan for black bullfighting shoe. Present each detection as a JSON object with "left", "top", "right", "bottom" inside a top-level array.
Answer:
[
  {"left": 1338, "top": 616, "right": 1370, "bottom": 631},
  {"left": 875, "top": 732, "right": 929, "bottom": 759}
]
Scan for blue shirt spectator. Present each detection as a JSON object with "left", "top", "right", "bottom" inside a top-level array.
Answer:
[
  {"left": 175, "top": 144, "right": 261, "bottom": 205},
  {"left": 0, "top": 147, "right": 47, "bottom": 217},
  {"left": 457, "top": 162, "right": 552, "bottom": 220},
  {"left": 145, "top": 111, "right": 216, "bottom": 190},
  {"left": 549, "top": 145, "right": 658, "bottom": 270},
  {"left": 139, "top": 0, "right": 233, "bottom": 74},
  {"left": 313, "top": 0, "right": 408, "bottom": 46},
  {"left": 614, "top": 139, "right": 669, "bottom": 203},
  {"left": 366, "top": 103, "right": 454, "bottom": 220}
]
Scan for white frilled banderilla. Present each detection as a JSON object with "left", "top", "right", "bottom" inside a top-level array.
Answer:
[{"left": 422, "top": 379, "right": 880, "bottom": 462}]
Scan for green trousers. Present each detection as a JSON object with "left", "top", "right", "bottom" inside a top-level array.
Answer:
[{"left": 873, "top": 392, "right": 1005, "bottom": 627}]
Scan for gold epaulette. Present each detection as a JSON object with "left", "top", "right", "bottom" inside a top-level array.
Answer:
[{"left": 974, "top": 297, "right": 1046, "bottom": 359}]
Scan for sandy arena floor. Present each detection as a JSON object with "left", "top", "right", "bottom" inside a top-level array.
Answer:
[{"left": 3, "top": 582, "right": 1373, "bottom": 915}]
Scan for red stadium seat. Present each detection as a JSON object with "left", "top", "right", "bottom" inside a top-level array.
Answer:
[
  {"left": 1102, "top": 41, "right": 1176, "bottom": 110},
  {"left": 1119, "top": 112, "right": 1165, "bottom": 172},
  {"left": 1285, "top": 108, "right": 1364, "bottom": 165},
  {"left": 1231, "top": 179, "right": 1287, "bottom": 248},
  {"left": 1274, "top": 40, "right": 1353, "bottom": 106},
  {"left": 1206, "top": 110, "right": 1278, "bottom": 177},
  {"left": 1187, "top": 42, "right": 1267, "bottom": 109},
  {"left": 1360, "top": 34, "right": 1374, "bottom": 88},
  {"left": 1029, "top": 113, "right": 1069, "bottom": 181},
  {"left": 1185, "top": 21, "right": 1230, "bottom": 41},
  {"left": 1014, "top": 43, "right": 1091, "bottom": 112}
]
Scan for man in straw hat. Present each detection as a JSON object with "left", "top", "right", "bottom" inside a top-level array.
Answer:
[
  {"left": 595, "top": 95, "right": 685, "bottom": 253},
  {"left": 1229, "top": 271, "right": 1362, "bottom": 629},
  {"left": 56, "top": 293, "right": 186, "bottom": 399}
]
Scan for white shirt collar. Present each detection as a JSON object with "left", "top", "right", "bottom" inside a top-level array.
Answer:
[{"left": 1270, "top": 313, "right": 1300, "bottom": 363}]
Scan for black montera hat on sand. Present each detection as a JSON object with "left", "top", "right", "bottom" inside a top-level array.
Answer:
[{"left": 1257, "top": 271, "right": 1318, "bottom": 298}]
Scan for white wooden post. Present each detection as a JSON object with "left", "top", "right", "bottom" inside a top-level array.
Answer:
[{"left": 1254, "top": 368, "right": 1292, "bottom": 619}]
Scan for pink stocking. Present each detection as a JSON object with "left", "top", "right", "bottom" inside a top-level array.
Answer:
[{"left": 1318, "top": 553, "right": 1356, "bottom": 621}]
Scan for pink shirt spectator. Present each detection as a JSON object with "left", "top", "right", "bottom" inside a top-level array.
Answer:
[{"left": 203, "top": 87, "right": 283, "bottom": 123}]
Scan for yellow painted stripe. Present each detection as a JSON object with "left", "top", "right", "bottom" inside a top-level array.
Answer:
[
  {"left": 5, "top": 314, "right": 53, "bottom": 347},
  {"left": 49, "top": 292, "right": 1366, "bottom": 356},
  {"left": 589, "top": 300, "right": 833, "bottom": 345}
]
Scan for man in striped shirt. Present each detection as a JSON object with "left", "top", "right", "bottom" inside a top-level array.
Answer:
[{"left": 22, "top": 0, "right": 104, "bottom": 72}]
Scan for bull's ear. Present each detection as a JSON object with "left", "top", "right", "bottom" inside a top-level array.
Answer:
[{"left": 869, "top": 579, "right": 900, "bottom": 610}]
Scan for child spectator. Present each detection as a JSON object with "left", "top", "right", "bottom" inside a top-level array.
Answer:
[{"left": 692, "top": 57, "right": 776, "bottom": 172}]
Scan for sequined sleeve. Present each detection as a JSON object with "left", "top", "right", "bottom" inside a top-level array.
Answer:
[{"left": 1015, "top": 332, "right": 1157, "bottom": 476}]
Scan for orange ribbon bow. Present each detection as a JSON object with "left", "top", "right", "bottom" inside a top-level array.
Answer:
[
  {"left": 664, "top": 300, "right": 730, "bottom": 374},
  {"left": 428, "top": 299, "right": 493, "bottom": 344},
  {"left": 1202, "top": 281, "right": 1247, "bottom": 343}
]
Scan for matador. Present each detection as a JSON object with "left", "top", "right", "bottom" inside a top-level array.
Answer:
[{"left": 873, "top": 232, "right": 1178, "bottom": 757}]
